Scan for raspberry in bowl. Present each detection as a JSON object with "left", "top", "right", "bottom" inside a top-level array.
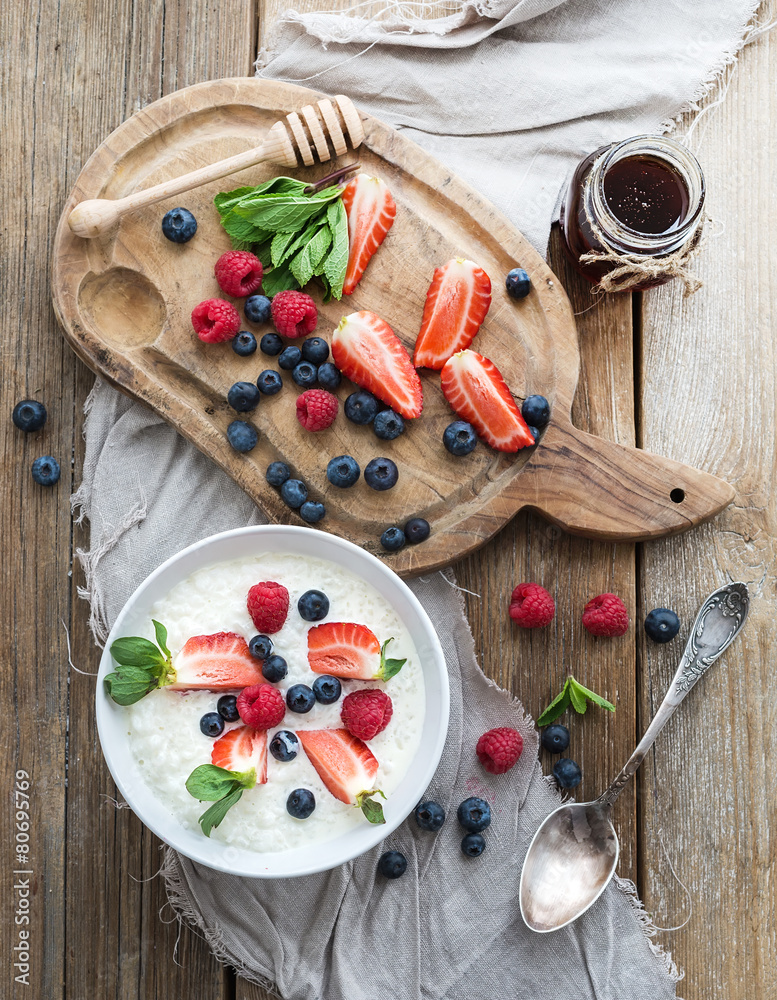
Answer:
[{"left": 96, "top": 526, "right": 448, "bottom": 878}]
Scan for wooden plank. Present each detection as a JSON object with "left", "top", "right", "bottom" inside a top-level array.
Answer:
[
  {"left": 0, "top": 1, "right": 255, "bottom": 999},
  {"left": 637, "top": 10, "right": 777, "bottom": 998}
]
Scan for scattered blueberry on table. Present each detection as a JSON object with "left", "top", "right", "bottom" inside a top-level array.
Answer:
[
  {"left": 244, "top": 294, "right": 272, "bottom": 325},
  {"left": 300, "top": 500, "right": 326, "bottom": 524},
  {"left": 199, "top": 712, "right": 224, "bottom": 737},
  {"left": 281, "top": 479, "right": 308, "bottom": 509},
  {"left": 414, "top": 800, "right": 445, "bottom": 832},
  {"left": 344, "top": 390, "right": 378, "bottom": 425},
  {"left": 505, "top": 266, "right": 531, "bottom": 299},
  {"left": 31, "top": 456, "right": 60, "bottom": 486},
  {"left": 457, "top": 797, "right": 491, "bottom": 832},
  {"left": 232, "top": 331, "right": 257, "bottom": 357},
  {"left": 12, "top": 399, "right": 47, "bottom": 432},
  {"left": 373, "top": 410, "right": 405, "bottom": 441},
  {"left": 404, "top": 517, "right": 430, "bottom": 544},
  {"left": 226, "top": 420, "right": 257, "bottom": 453},
  {"left": 443, "top": 420, "right": 477, "bottom": 456},
  {"left": 364, "top": 457, "right": 398, "bottom": 491},
  {"left": 292, "top": 362, "right": 318, "bottom": 389},
  {"left": 257, "top": 370, "right": 283, "bottom": 395},
  {"left": 287, "top": 788, "right": 316, "bottom": 819},
  {"left": 312, "top": 675, "right": 341, "bottom": 705},
  {"left": 521, "top": 394, "right": 550, "bottom": 428},
  {"left": 270, "top": 730, "right": 299, "bottom": 762},
  {"left": 380, "top": 526, "right": 406, "bottom": 552},
  {"left": 262, "top": 654, "right": 288, "bottom": 683},
  {"left": 317, "top": 363, "right": 342, "bottom": 391},
  {"left": 644, "top": 607, "right": 681, "bottom": 643},
  {"left": 161, "top": 207, "right": 197, "bottom": 243},
  {"left": 217, "top": 695, "right": 240, "bottom": 722},
  {"left": 265, "top": 462, "right": 290, "bottom": 487},
  {"left": 378, "top": 850, "right": 408, "bottom": 879},
  {"left": 326, "top": 455, "right": 360, "bottom": 489},
  {"left": 260, "top": 332, "right": 283, "bottom": 356},
  {"left": 553, "top": 758, "right": 582, "bottom": 789},
  {"left": 541, "top": 724, "right": 570, "bottom": 753},
  {"left": 461, "top": 833, "right": 486, "bottom": 858},
  {"left": 227, "top": 381, "right": 261, "bottom": 412},
  {"left": 301, "top": 337, "right": 329, "bottom": 365},
  {"left": 278, "top": 346, "right": 302, "bottom": 370},
  {"left": 286, "top": 684, "right": 316, "bottom": 714},
  {"left": 298, "top": 589, "right": 330, "bottom": 622}
]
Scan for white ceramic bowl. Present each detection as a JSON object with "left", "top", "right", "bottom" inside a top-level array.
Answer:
[{"left": 96, "top": 525, "right": 449, "bottom": 878}]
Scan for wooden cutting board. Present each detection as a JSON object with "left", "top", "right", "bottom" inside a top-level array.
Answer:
[{"left": 52, "top": 78, "right": 734, "bottom": 577}]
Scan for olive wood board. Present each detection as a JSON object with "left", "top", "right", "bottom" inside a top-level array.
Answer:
[{"left": 52, "top": 78, "right": 734, "bottom": 577}]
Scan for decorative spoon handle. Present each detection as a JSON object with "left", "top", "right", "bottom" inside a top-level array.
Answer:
[{"left": 598, "top": 582, "right": 749, "bottom": 808}]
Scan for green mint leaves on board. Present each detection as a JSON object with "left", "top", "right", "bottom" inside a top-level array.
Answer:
[
  {"left": 355, "top": 789, "right": 387, "bottom": 825},
  {"left": 536, "top": 675, "right": 615, "bottom": 727},
  {"left": 215, "top": 176, "right": 348, "bottom": 300},
  {"left": 104, "top": 620, "right": 175, "bottom": 706},
  {"left": 186, "top": 764, "right": 257, "bottom": 838}
]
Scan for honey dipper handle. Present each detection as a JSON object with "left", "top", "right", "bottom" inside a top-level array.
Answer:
[{"left": 67, "top": 122, "right": 296, "bottom": 239}]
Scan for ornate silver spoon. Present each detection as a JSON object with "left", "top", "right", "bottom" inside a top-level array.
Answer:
[{"left": 520, "top": 581, "right": 749, "bottom": 933}]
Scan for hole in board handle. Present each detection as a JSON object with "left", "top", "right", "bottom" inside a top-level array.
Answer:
[{"left": 670, "top": 488, "right": 685, "bottom": 504}]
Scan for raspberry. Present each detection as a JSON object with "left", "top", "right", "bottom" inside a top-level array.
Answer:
[
  {"left": 246, "top": 581, "right": 289, "bottom": 634},
  {"left": 509, "top": 583, "right": 555, "bottom": 628},
  {"left": 476, "top": 727, "right": 524, "bottom": 774},
  {"left": 296, "top": 389, "right": 338, "bottom": 432},
  {"left": 191, "top": 298, "right": 241, "bottom": 343},
  {"left": 582, "top": 593, "right": 629, "bottom": 637},
  {"left": 214, "top": 250, "right": 264, "bottom": 298},
  {"left": 271, "top": 290, "right": 318, "bottom": 338},
  {"left": 237, "top": 683, "right": 286, "bottom": 730},
  {"left": 341, "top": 689, "right": 393, "bottom": 741}
]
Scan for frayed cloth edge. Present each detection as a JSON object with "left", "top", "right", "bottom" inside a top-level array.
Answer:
[{"left": 614, "top": 875, "right": 685, "bottom": 991}]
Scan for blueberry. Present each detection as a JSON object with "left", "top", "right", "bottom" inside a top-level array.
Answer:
[
  {"left": 541, "top": 724, "right": 570, "bottom": 754},
  {"left": 457, "top": 797, "right": 491, "bottom": 832},
  {"left": 301, "top": 337, "right": 329, "bottom": 364},
  {"left": 292, "top": 362, "right": 318, "bottom": 388},
  {"left": 461, "top": 833, "right": 486, "bottom": 858},
  {"left": 521, "top": 394, "right": 550, "bottom": 428},
  {"left": 644, "top": 608, "right": 681, "bottom": 643},
  {"left": 227, "top": 420, "right": 258, "bottom": 453},
  {"left": 217, "top": 695, "right": 240, "bottom": 722},
  {"left": 12, "top": 400, "right": 47, "bottom": 432},
  {"left": 505, "top": 267, "right": 531, "bottom": 299},
  {"left": 527, "top": 425, "right": 540, "bottom": 444},
  {"left": 443, "top": 420, "right": 478, "bottom": 456},
  {"left": 553, "top": 758, "right": 582, "bottom": 789},
  {"left": 286, "top": 684, "right": 316, "bottom": 713},
  {"left": 373, "top": 409, "right": 405, "bottom": 441},
  {"left": 249, "top": 634, "right": 273, "bottom": 659},
  {"left": 380, "top": 527, "right": 406, "bottom": 552},
  {"left": 378, "top": 850, "right": 407, "bottom": 879},
  {"left": 265, "top": 462, "right": 290, "bottom": 487},
  {"left": 312, "top": 675, "right": 341, "bottom": 705},
  {"left": 414, "top": 800, "right": 445, "bottom": 832},
  {"left": 364, "top": 457, "right": 399, "bottom": 491},
  {"left": 287, "top": 788, "right": 316, "bottom": 819},
  {"left": 161, "top": 207, "right": 197, "bottom": 243},
  {"left": 232, "top": 331, "right": 257, "bottom": 357},
  {"left": 270, "top": 730, "right": 299, "bottom": 762},
  {"left": 245, "top": 294, "right": 272, "bottom": 325},
  {"left": 260, "top": 332, "right": 284, "bottom": 356},
  {"left": 281, "top": 479, "right": 308, "bottom": 508},
  {"left": 404, "top": 517, "right": 430, "bottom": 544},
  {"left": 200, "top": 712, "right": 224, "bottom": 737},
  {"left": 257, "top": 370, "right": 283, "bottom": 395},
  {"left": 298, "top": 589, "right": 329, "bottom": 622},
  {"left": 262, "top": 654, "right": 288, "bottom": 682},
  {"left": 278, "top": 346, "right": 302, "bottom": 370},
  {"left": 31, "top": 456, "right": 60, "bottom": 486},
  {"left": 317, "top": 363, "right": 342, "bottom": 391},
  {"left": 300, "top": 500, "right": 326, "bottom": 523},
  {"left": 326, "top": 455, "right": 360, "bottom": 488},
  {"left": 227, "top": 381, "right": 261, "bottom": 412},
  {"left": 344, "top": 390, "right": 378, "bottom": 425}
]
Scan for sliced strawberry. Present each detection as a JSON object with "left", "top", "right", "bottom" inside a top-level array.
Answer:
[
  {"left": 342, "top": 174, "right": 396, "bottom": 295},
  {"left": 440, "top": 349, "right": 535, "bottom": 452},
  {"left": 211, "top": 726, "right": 268, "bottom": 784},
  {"left": 297, "top": 729, "right": 378, "bottom": 807},
  {"left": 307, "top": 622, "right": 406, "bottom": 681},
  {"left": 170, "top": 631, "right": 265, "bottom": 690},
  {"left": 414, "top": 259, "right": 492, "bottom": 369},
  {"left": 332, "top": 311, "right": 423, "bottom": 419}
]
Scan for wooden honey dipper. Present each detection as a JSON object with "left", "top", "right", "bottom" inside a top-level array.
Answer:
[{"left": 68, "top": 95, "right": 365, "bottom": 239}]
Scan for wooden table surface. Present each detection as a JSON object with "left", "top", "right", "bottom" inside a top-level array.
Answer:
[{"left": 2, "top": 2, "right": 775, "bottom": 998}]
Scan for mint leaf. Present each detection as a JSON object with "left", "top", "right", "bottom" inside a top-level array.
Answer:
[
  {"left": 568, "top": 679, "right": 588, "bottom": 714},
  {"left": 110, "top": 636, "right": 164, "bottom": 668},
  {"left": 234, "top": 193, "right": 332, "bottom": 233},
  {"left": 153, "top": 620, "right": 171, "bottom": 660},
  {"left": 186, "top": 763, "right": 255, "bottom": 800},
  {"left": 107, "top": 622, "right": 174, "bottom": 705},
  {"left": 290, "top": 225, "right": 332, "bottom": 287},
  {"left": 322, "top": 198, "right": 348, "bottom": 300},
  {"left": 198, "top": 788, "right": 244, "bottom": 838},
  {"left": 569, "top": 677, "right": 615, "bottom": 712},
  {"left": 103, "top": 669, "right": 159, "bottom": 706},
  {"left": 271, "top": 230, "right": 298, "bottom": 267},
  {"left": 356, "top": 789, "right": 386, "bottom": 825},
  {"left": 536, "top": 681, "right": 572, "bottom": 727},
  {"left": 378, "top": 638, "right": 406, "bottom": 681},
  {"left": 214, "top": 186, "right": 256, "bottom": 216},
  {"left": 262, "top": 263, "right": 300, "bottom": 297}
]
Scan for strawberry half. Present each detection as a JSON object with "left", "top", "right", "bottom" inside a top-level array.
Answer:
[
  {"left": 341, "top": 174, "right": 396, "bottom": 295},
  {"left": 211, "top": 726, "right": 268, "bottom": 785},
  {"left": 332, "top": 311, "right": 423, "bottom": 419},
  {"left": 297, "top": 729, "right": 385, "bottom": 823},
  {"left": 307, "top": 622, "right": 406, "bottom": 681},
  {"left": 170, "top": 632, "right": 265, "bottom": 690},
  {"left": 440, "top": 349, "right": 535, "bottom": 452},
  {"left": 414, "top": 258, "right": 492, "bottom": 370}
]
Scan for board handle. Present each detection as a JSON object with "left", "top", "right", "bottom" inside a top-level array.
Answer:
[{"left": 512, "top": 421, "right": 735, "bottom": 541}]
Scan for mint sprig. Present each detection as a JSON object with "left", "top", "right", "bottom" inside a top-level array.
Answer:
[
  {"left": 355, "top": 789, "right": 386, "bottom": 825},
  {"left": 185, "top": 764, "right": 257, "bottom": 838},
  {"left": 215, "top": 176, "right": 349, "bottom": 300},
  {"left": 536, "top": 675, "right": 615, "bottom": 727},
  {"left": 104, "top": 620, "right": 175, "bottom": 706},
  {"left": 376, "top": 638, "right": 406, "bottom": 681}
]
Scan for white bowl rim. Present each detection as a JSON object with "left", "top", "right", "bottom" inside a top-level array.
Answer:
[{"left": 96, "top": 524, "right": 450, "bottom": 878}]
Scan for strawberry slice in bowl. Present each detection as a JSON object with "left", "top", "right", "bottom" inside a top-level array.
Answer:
[
  {"left": 341, "top": 173, "right": 396, "bottom": 295},
  {"left": 414, "top": 258, "right": 492, "bottom": 370},
  {"left": 307, "top": 621, "right": 406, "bottom": 681},
  {"left": 441, "top": 349, "right": 535, "bottom": 452},
  {"left": 297, "top": 728, "right": 386, "bottom": 824},
  {"left": 332, "top": 311, "right": 423, "bottom": 420}
]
